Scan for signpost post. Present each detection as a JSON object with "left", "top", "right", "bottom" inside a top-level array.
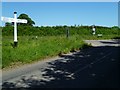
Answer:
[
  {"left": 1, "top": 12, "right": 27, "bottom": 47},
  {"left": 66, "top": 27, "right": 69, "bottom": 38}
]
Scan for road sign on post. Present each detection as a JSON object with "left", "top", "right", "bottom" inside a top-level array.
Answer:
[
  {"left": 92, "top": 25, "right": 96, "bottom": 35},
  {"left": 1, "top": 12, "right": 27, "bottom": 47}
]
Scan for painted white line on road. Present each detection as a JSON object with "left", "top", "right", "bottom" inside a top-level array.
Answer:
[
  {"left": 72, "top": 51, "right": 112, "bottom": 75},
  {"left": 91, "top": 52, "right": 112, "bottom": 64},
  {"left": 70, "top": 48, "right": 112, "bottom": 72}
]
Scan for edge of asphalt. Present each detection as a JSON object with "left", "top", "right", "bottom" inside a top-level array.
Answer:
[
  {"left": 2, "top": 51, "right": 76, "bottom": 82},
  {"left": 2, "top": 56, "right": 61, "bottom": 82}
]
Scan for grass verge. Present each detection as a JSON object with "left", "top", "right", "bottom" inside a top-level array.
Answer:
[
  {"left": 3, "top": 34, "right": 119, "bottom": 69},
  {"left": 2, "top": 35, "right": 91, "bottom": 69}
]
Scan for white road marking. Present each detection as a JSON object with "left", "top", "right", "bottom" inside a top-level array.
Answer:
[{"left": 72, "top": 51, "right": 112, "bottom": 75}]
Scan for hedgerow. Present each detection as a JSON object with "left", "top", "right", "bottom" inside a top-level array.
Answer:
[{"left": 2, "top": 25, "right": 120, "bottom": 36}]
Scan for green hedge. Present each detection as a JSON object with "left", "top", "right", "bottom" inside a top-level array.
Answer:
[{"left": 2, "top": 25, "right": 120, "bottom": 36}]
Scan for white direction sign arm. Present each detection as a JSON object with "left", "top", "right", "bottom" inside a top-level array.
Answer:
[
  {"left": 1, "top": 17, "right": 15, "bottom": 23},
  {"left": 1, "top": 17, "right": 27, "bottom": 23},
  {"left": 17, "top": 19, "right": 27, "bottom": 23}
]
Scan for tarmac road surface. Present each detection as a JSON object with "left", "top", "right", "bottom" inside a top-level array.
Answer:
[{"left": 2, "top": 39, "right": 120, "bottom": 88}]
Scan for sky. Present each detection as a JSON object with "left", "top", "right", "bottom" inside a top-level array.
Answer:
[
  {"left": 1, "top": 2, "right": 118, "bottom": 27},
  {"left": 1, "top": 0, "right": 120, "bottom": 2}
]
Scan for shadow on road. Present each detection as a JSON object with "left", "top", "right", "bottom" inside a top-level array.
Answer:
[{"left": 2, "top": 46, "right": 120, "bottom": 89}]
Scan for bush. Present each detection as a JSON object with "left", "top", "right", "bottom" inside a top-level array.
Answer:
[{"left": 2, "top": 25, "right": 119, "bottom": 36}]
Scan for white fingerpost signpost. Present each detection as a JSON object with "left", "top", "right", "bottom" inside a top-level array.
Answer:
[{"left": 1, "top": 12, "right": 27, "bottom": 47}]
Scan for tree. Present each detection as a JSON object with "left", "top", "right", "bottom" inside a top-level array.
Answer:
[
  {"left": 17, "top": 14, "right": 35, "bottom": 26},
  {"left": 112, "top": 26, "right": 119, "bottom": 30},
  {"left": 5, "top": 22, "right": 12, "bottom": 26}
]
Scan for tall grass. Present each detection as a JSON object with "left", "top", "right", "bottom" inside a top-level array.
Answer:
[{"left": 2, "top": 35, "right": 89, "bottom": 68}]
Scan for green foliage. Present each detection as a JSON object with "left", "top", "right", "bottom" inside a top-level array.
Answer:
[
  {"left": 111, "top": 26, "right": 120, "bottom": 30},
  {"left": 5, "top": 22, "right": 12, "bottom": 26},
  {"left": 2, "top": 36, "right": 88, "bottom": 68},
  {"left": 18, "top": 14, "right": 35, "bottom": 26},
  {"left": 2, "top": 25, "right": 120, "bottom": 37},
  {"left": 2, "top": 25, "right": 120, "bottom": 68},
  {"left": 2, "top": 26, "right": 14, "bottom": 36}
]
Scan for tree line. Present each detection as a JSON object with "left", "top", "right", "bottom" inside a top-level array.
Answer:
[
  {"left": 2, "top": 25, "right": 119, "bottom": 36},
  {"left": 2, "top": 13, "right": 119, "bottom": 36}
]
